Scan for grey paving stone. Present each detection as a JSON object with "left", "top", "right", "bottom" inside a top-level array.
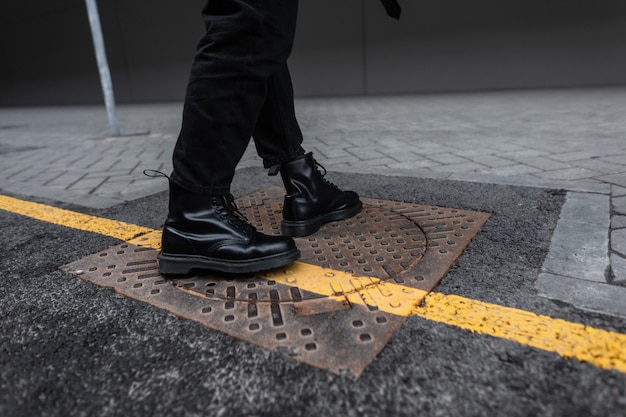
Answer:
[
  {"left": 1, "top": 164, "right": 36, "bottom": 180},
  {"left": 612, "top": 228, "right": 626, "bottom": 257},
  {"left": 421, "top": 152, "right": 470, "bottom": 165},
  {"left": 317, "top": 157, "right": 365, "bottom": 167},
  {"left": 66, "top": 177, "right": 108, "bottom": 192},
  {"left": 497, "top": 148, "right": 550, "bottom": 158},
  {"left": 533, "top": 167, "right": 602, "bottom": 181},
  {"left": 508, "top": 155, "right": 570, "bottom": 171},
  {"left": 463, "top": 154, "right": 516, "bottom": 168},
  {"left": 331, "top": 165, "right": 452, "bottom": 181},
  {"left": 344, "top": 148, "right": 387, "bottom": 160},
  {"left": 315, "top": 148, "right": 353, "bottom": 160},
  {"left": 38, "top": 153, "right": 81, "bottom": 167},
  {"left": 611, "top": 215, "right": 626, "bottom": 229},
  {"left": 430, "top": 162, "right": 488, "bottom": 173},
  {"left": 406, "top": 143, "right": 449, "bottom": 155},
  {"left": 613, "top": 185, "right": 626, "bottom": 197},
  {"left": 572, "top": 158, "right": 626, "bottom": 175},
  {"left": 41, "top": 171, "right": 72, "bottom": 187},
  {"left": 548, "top": 150, "right": 606, "bottom": 162},
  {"left": 0, "top": 152, "right": 38, "bottom": 168},
  {"left": 526, "top": 142, "right": 572, "bottom": 154},
  {"left": 541, "top": 192, "right": 610, "bottom": 283},
  {"left": 602, "top": 155, "right": 626, "bottom": 166},
  {"left": 92, "top": 182, "right": 133, "bottom": 195},
  {"left": 0, "top": 179, "right": 124, "bottom": 209},
  {"left": 613, "top": 195, "right": 626, "bottom": 215},
  {"left": 487, "top": 164, "right": 542, "bottom": 176},
  {"left": 341, "top": 136, "right": 379, "bottom": 148},
  {"left": 386, "top": 160, "right": 440, "bottom": 170},
  {"left": 611, "top": 253, "right": 626, "bottom": 284},
  {"left": 84, "top": 169, "right": 136, "bottom": 179},
  {"left": 379, "top": 147, "right": 420, "bottom": 159},
  {"left": 597, "top": 173, "right": 626, "bottom": 188},
  {"left": 447, "top": 147, "right": 489, "bottom": 158},
  {"left": 481, "top": 142, "right": 529, "bottom": 153},
  {"left": 536, "top": 273, "right": 626, "bottom": 319},
  {"left": 17, "top": 168, "right": 52, "bottom": 183},
  {"left": 369, "top": 158, "right": 404, "bottom": 168},
  {"left": 70, "top": 154, "right": 105, "bottom": 170}
]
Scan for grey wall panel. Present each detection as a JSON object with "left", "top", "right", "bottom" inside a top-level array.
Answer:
[
  {"left": 289, "top": 0, "right": 364, "bottom": 97},
  {"left": 364, "top": 0, "right": 626, "bottom": 94},
  {"left": 0, "top": 1, "right": 102, "bottom": 105},
  {"left": 1, "top": 0, "right": 626, "bottom": 105},
  {"left": 0, "top": 0, "right": 205, "bottom": 106},
  {"left": 96, "top": 0, "right": 205, "bottom": 103}
]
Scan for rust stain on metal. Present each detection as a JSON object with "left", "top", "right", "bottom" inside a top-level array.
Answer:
[
  {"left": 60, "top": 187, "right": 490, "bottom": 378},
  {"left": 292, "top": 296, "right": 352, "bottom": 317}
]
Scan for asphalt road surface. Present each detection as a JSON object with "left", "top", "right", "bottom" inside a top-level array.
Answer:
[{"left": 1, "top": 169, "right": 625, "bottom": 417}]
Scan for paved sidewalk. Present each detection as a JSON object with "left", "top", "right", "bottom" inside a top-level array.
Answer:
[{"left": 1, "top": 86, "right": 625, "bottom": 318}]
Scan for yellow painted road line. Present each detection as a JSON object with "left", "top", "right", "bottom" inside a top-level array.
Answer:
[
  {"left": 415, "top": 292, "right": 626, "bottom": 374},
  {"left": 128, "top": 230, "right": 162, "bottom": 250},
  {"left": 0, "top": 194, "right": 153, "bottom": 241},
  {"left": 2, "top": 194, "right": 626, "bottom": 374},
  {"left": 266, "top": 262, "right": 429, "bottom": 317}
]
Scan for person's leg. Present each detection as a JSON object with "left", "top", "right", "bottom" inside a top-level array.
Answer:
[
  {"left": 251, "top": 66, "right": 362, "bottom": 237},
  {"left": 159, "top": 0, "right": 301, "bottom": 275},
  {"left": 252, "top": 64, "right": 305, "bottom": 168},
  {"left": 171, "top": 0, "right": 299, "bottom": 194}
]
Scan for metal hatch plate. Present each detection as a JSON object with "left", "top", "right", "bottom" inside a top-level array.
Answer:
[{"left": 61, "top": 187, "right": 490, "bottom": 378}]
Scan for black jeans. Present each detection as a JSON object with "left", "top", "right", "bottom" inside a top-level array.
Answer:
[{"left": 171, "top": 0, "right": 305, "bottom": 195}]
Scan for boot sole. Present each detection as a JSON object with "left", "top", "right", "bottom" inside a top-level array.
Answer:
[
  {"left": 157, "top": 249, "right": 301, "bottom": 275},
  {"left": 281, "top": 200, "right": 363, "bottom": 237}
]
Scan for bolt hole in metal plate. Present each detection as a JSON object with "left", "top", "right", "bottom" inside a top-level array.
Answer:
[{"left": 61, "top": 187, "right": 490, "bottom": 378}]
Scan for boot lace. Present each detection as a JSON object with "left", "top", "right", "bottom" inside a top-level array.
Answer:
[
  {"left": 214, "top": 194, "right": 256, "bottom": 234},
  {"left": 315, "top": 160, "right": 340, "bottom": 190}
]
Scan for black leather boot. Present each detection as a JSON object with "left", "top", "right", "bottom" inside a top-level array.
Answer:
[
  {"left": 158, "top": 180, "right": 300, "bottom": 275},
  {"left": 274, "top": 152, "right": 362, "bottom": 237}
]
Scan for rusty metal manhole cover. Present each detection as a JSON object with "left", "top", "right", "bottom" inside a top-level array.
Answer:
[{"left": 61, "top": 187, "right": 490, "bottom": 378}]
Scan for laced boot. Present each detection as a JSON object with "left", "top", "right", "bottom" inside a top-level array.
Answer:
[
  {"left": 158, "top": 180, "right": 300, "bottom": 275},
  {"left": 272, "top": 152, "right": 362, "bottom": 237}
]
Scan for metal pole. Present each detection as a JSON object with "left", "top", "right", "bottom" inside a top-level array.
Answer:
[{"left": 85, "top": 0, "right": 121, "bottom": 136}]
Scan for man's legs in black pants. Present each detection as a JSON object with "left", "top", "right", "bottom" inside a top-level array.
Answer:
[
  {"left": 252, "top": 65, "right": 305, "bottom": 168},
  {"left": 159, "top": 0, "right": 361, "bottom": 275},
  {"left": 171, "top": 0, "right": 299, "bottom": 194}
]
